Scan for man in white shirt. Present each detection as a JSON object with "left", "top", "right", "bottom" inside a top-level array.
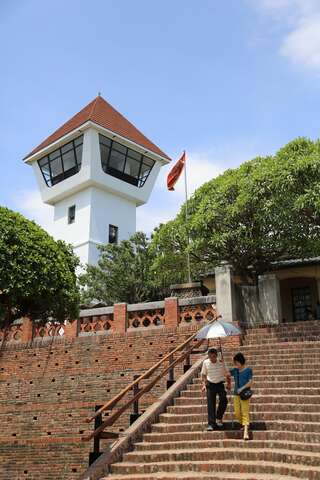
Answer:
[{"left": 201, "top": 347, "right": 230, "bottom": 430}]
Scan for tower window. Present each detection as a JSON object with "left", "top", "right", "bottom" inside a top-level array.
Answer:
[
  {"left": 99, "top": 134, "right": 155, "bottom": 188},
  {"left": 38, "top": 135, "right": 83, "bottom": 187},
  {"left": 109, "top": 225, "right": 118, "bottom": 244},
  {"left": 68, "top": 205, "right": 76, "bottom": 224}
]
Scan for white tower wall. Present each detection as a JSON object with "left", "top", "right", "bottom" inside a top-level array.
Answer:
[{"left": 52, "top": 186, "right": 136, "bottom": 267}]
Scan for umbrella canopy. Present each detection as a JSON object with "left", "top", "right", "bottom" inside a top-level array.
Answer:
[{"left": 196, "top": 319, "right": 241, "bottom": 340}]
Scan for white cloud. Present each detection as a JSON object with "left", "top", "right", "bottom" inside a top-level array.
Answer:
[
  {"left": 173, "top": 151, "right": 223, "bottom": 198},
  {"left": 280, "top": 18, "right": 320, "bottom": 69},
  {"left": 253, "top": 0, "right": 318, "bottom": 18},
  {"left": 137, "top": 150, "right": 224, "bottom": 234},
  {"left": 13, "top": 189, "right": 55, "bottom": 236},
  {"left": 250, "top": 0, "right": 320, "bottom": 71}
]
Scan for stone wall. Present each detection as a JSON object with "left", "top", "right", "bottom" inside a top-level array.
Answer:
[{"left": 236, "top": 284, "right": 264, "bottom": 327}]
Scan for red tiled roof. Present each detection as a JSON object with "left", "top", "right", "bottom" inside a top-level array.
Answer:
[{"left": 24, "top": 95, "right": 171, "bottom": 161}]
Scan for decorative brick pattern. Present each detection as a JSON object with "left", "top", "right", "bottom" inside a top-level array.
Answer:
[
  {"left": 179, "top": 303, "right": 216, "bottom": 325},
  {"left": 0, "top": 297, "right": 215, "bottom": 345},
  {"left": 80, "top": 315, "right": 113, "bottom": 335},
  {"left": 128, "top": 308, "right": 165, "bottom": 329},
  {"left": 33, "top": 321, "right": 66, "bottom": 339},
  {"left": 0, "top": 323, "right": 23, "bottom": 343}
]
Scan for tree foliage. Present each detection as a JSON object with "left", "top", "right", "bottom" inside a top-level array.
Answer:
[
  {"left": 80, "top": 232, "right": 161, "bottom": 305},
  {"left": 0, "top": 207, "right": 80, "bottom": 324},
  {"left": 81, "top": 137, "right": 320, "bottom": 302},
  {"left": 151, "top": 137, "right": 320, "bottom": 279}
]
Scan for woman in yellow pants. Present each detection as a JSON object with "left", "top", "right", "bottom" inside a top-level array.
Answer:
[{"left": 229, "top": 353, "right": 253, "bottom": 440}]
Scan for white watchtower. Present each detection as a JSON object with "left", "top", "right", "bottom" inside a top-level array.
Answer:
[{"left": 24, "top": 95, "right": 171, "bottom": 266}]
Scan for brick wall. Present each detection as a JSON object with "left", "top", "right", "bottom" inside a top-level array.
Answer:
[{"left": 0, "top": 297, "right": 239, "bottom": 480}]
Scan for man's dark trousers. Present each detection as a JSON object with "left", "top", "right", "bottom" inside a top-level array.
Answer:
[{"left": 206, "top": 381, "right": 228, "bottom": 425}]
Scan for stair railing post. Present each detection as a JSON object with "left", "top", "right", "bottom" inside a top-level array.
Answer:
[
  {"left": 184, "top": 351, "right": 191, "bottom": 373},
  {"left": 130, "top": 375, "right": 141, "bottom": 424},
  {"left": 89, "top": 405, "right": 103, "bottom": 465},
  {"left": 167, "top": 349, "right": 175, "bottom": 389}
]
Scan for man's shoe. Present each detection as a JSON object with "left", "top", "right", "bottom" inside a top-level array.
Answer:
[
  {"left": 216, "top": 420, "right": 223, "bottom": 428},
  {"left": 206, "top": 424, "right": 214, "bottom": 431}
]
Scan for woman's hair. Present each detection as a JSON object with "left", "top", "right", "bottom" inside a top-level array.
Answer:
[{"left": 233, "top": 352, "right": 246, "bottom": 365}]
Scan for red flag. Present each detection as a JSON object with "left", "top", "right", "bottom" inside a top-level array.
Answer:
[{"left": 167, "top": 151, "right": 186, "bottom": 191}]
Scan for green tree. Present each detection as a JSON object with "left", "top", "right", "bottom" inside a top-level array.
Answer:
[
  {"left": 0, "top": 207, "right": 80, "bottom": 324},
  {"left": 151, "top": 138, "right": 320, "bottom": 280},
  {"left": 80, "top": 232, "right": 160, "bottom": 305}
]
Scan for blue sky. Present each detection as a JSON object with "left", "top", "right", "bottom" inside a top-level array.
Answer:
[{"left": 1, "top": 0, "right": 320, "bottom": 234}]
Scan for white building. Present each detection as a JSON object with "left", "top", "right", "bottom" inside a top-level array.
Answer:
[{"left": 24, "top": 95, "right": 171, "bottom": 266}]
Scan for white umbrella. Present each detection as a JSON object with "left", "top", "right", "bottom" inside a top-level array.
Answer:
[{"left": 196, "top": 319, "right": 242, "bottom": 355}]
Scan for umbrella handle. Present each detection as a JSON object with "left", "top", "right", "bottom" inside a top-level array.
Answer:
[{"left": 219, "top": 338, "right": 223, "bottom": 359}]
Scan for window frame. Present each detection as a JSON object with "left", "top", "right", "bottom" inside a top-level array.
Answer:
[
  {"left": 37, "top": 135, "right": 84, "bottom": 187},
  {"left": 292, "top": 286, "right": 312, "bottom": 321},
  {"left": 68, "top": 205, "right": 76, "bottom": 225},
  {"left": 109, "top": 224, "right": 118, "bottom": 244},
  {"left": 99, "top": 134, "right": 155, "bottom": 188}
]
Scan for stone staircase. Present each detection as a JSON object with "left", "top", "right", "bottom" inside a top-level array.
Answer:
[{"left": 100, "top": 321, "right": 320, "bottom": 480}]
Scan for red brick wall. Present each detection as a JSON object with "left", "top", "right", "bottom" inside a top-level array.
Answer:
[
  {"left": 0, "top": 296, "right": 240, "bottom": 480},
  {"left": 0, "top": 319, "right": 239, "bottom": 480}
]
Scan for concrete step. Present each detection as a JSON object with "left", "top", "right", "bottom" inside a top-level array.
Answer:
[
  {"left": 223, "top": 366, "right": 320, "bottom": 375},
  {"left": 183, "top": 387, "right": 320, "bottom": 396},
  {"left": 168, "top": 403, "right": 320, "bottom": 414},
  {"left": 142, "top": 429, "right": 320, "bottom": 444},
  {"left": 243, "top": 337, "right": 320, "bottom": 346},
  {"left": 222, "top": 341, "right": 320, "bottom": 351},
  {"left": 244, "top": 324, "right": 320, "bottom": 335},
  {"left": 232, "top": 341, "right": 320, "bottom": 357},
  {"left": 188, "top": 380, "right": 319, "bottom": 389},
  {"left": 245, "top": 326, "right": 320, "bottom": 333},
  {"left": 122, "top": 447, "right": 320, "bottom": 467},
  {"left": 244, "top": 336, "right": 320, "bottom": 342},
  {"left": 110, "top": 458, "right": 320, "bottom": 479},
  {"left": 176, "top": 394, "right": 320, "bottom": 405},
  {"left": 104, "top": 473, "right": 301, "bottom": 480},
  {"left": 224, "top": 358, "right": 320, "bottom": 366},
  {"left": 134, "top": 438, "right": 320, "bottom": 453},
  {"left": 159, "top": 411, "right": 320, "bottom": 423},
  {"left": 198, "top": 359, "right": 320, "bottom": 368},
  {"left": 151, "top": 420, "right": 320, "bottom": 434},
  {"left": 220, "top": 351, "right": 320, "bottom": 359},
  {"left": 192, "top": 373, "right": 320, "bottom": 382}
]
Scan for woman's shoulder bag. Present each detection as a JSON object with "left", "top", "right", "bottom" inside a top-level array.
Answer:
[{"left": 237, "top": 368, "right": 253, "bottom": 400}]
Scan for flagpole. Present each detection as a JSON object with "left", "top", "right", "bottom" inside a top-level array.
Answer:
[{"left": 184, "top": 151, "right": 192, "bottom": 283}]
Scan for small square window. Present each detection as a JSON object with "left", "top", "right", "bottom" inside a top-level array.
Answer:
[
  {"left": 109, "top": 225, "right": 118, "bottom": 244},
  {"left": 68, "top": 205, "right": 76, "bottom": 224}
]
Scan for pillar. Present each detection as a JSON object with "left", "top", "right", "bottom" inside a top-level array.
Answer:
[
  {"left": 65, "top": 319, "right": 80, "bottom": 338},
  {"left": 215, "top": 264, "right": 236, "bottom": 323},
  {"left": 258, "top": 273, "right": 282, "bottom": 325},
  {"left": 21, "top": 316, "right": 33, "bottom": 342},
  {"left": 164, "top": 297, "right": 179, "bottom": 328},
  {"left": 113, "top": 303, "right": 127, "bottom": 333}
]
